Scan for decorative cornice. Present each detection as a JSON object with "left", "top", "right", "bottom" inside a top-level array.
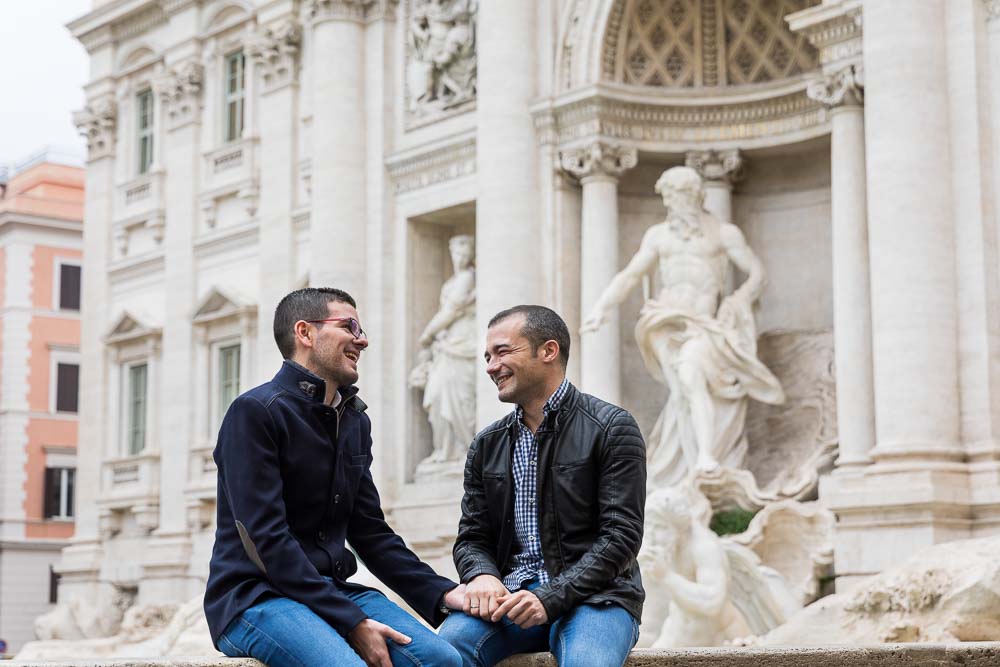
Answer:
[
  {"left": 385, "top": 134, "right": 476, "bottom": 195},
  {"left": 154, "top": 61, "right": 204, "bottom": 130},
  {"left": 806, "top": 65, "right": 863, "bottom": 109},
  {"left": 246, "top": 20, "right": 303, "bottom": 94},
  {"left": 113, "top": 3, "right": 168, "bottom": 41},
  {"left": 786, "top": 0, "right": 863, "bottom": 69},
  {"left": 685, "top": 149, "right": 744, "bottom": 185},
  {"left": 533, "top": 84, "right": 828, "bottom": 152},
  {"left": 307, "top": 0, "right": 375, "bottom": 24},
  {"left": 559, "top": 141, "right": 637, "bottom": 183},
  {"left": 73, "top": 97, "right": 117, "bottom": 162}
]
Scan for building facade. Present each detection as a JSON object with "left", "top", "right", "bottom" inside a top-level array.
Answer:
[
  {"left": 0, "top": 153, "right": 84, "bottom": 652},
  {"left": 59, "top": 0, "right": 1000, "bottom": 631}
]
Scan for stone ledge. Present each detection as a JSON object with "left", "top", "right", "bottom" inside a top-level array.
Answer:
[{"left": 9, "top": 643, "right": 1000, "bottom": 666}]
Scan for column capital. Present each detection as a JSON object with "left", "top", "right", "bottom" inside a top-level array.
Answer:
[
  {"left": 73, "top": 97, "right": 117, "bottom": 162},
  {"left": 307, "top": 0, "right": 394, "bottom": 25},
  {"left": 246, "top": 20, "right": 302, "bottom": 94},
  {"left": 985, "top": 0, "right": 1000, "bottom": 22},
  {"left": 559, "top": 141, "right": 637, "bottom": 184},
  {"left": 154, "top": 61, "right": 204, "bottom": 130},
  {"left": 807, "top": 65, "right": 864, "bottom": 109},
  {"left": 685, "top": 149, "right": 744, "bottom": 185}
]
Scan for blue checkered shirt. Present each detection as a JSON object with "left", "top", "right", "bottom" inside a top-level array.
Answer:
[{"left": 502, "top": 378, "right": 571, "bottom": 591}]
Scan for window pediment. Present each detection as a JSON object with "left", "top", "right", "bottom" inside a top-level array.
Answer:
[
  {"left": 192, "top": 287, "right": 256, "bottom": 325},
  {"left": 105, "top": 310, "right": 162, "bottom": 346}
]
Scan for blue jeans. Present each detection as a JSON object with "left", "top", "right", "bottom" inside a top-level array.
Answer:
[
  {"left": 438, "top": 589, "right": 638, "bottom": 667},
  {"left": 219, "top": 590, "right": 461, "bottom": 667}
]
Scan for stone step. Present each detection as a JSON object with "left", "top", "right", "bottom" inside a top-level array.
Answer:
[{"left": 8, "top": 643, "right": 1000, "bottom": 667}]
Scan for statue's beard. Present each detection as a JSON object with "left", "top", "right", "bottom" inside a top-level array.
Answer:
[{"left": 666, "top": 205, "right": 702, "bottom": 239}]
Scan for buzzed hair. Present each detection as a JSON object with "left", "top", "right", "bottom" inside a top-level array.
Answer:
[
  {"left": 488, "top": 305, "right": 571, "bottom": 369},
  {"left": 273, "top": 287, "right": 356, "bottom": 359}
]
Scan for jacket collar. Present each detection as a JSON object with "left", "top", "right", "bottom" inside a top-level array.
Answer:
[{"left": 274, "top": 360, "right": 366, "bottom": 411}]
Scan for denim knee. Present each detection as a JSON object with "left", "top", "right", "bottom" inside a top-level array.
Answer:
[{"left": 421, "top": 637, "right": 463, "bottom": 667}]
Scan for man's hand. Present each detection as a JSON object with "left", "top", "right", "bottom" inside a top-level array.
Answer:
[
  {"left": 348, "top": 618, "right": 411, "bottom": 667},
  {"left": 464, "top": 574, "right": 509, "bottom": 621},
  {"left": 443, "top": 584, "right": 467, "bottom": 610},
  {"left": 492, "top": 590, "right": 548, "bottom": 629}
]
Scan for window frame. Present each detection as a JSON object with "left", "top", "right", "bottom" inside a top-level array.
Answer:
[
  {"left": 53, "top": 258, "right": 82, "bottom": 312},
  {"left": 126, "top": 361, "right": 149, "bottom": 456},
  {"left": 136, "top": 88, "right": 155, "bottom": 175},
  {"left": 48, "top": 348, "right": 81, "bottom": 415},
  {"left": 223, "top": 49, "right": 246, "bottom": 143},
  {"left": 43, "top": 466, "right": 75, "bottom": 521},
  {"left": 214, "top": 340, "right": 242, "bottom": 430}
]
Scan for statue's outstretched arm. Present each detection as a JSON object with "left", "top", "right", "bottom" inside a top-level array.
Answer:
[
  {"left": 581, "top": 230, "right": 658, "bottom": 333},
  {"left": 720, "top": 222, "right": 766, "bottom": 301},
  {"left": 417, "top": 272, "right": 475, "bottom": 345}
]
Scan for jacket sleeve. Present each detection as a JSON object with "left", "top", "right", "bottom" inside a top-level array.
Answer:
[
  {"left": 532, "top": 409, "right": 647, "bottom": 620},
  {"left": 346, "top": 427, "right": 457, "bottom": 627},
  {"left": 217, "top": 395, "right": 368, "bottom": 636},
  {"left": 453, "top": 436, "right": 503, "bottom": 582}
]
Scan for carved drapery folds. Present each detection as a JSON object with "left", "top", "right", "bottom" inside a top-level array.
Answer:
[
  {"left": 806, "top": 64, "right": 863, "bottom": 108},
  {"left": 685, "top": 148, "right": 744, "bottom": 185},
  {"left": 560, "top": 141, "right": 638, "bottom": 183},
  {"left": 154, "top": 61, "right": 204, "bottom": 130},
  {"left": 246, "top": 20, "right": 302, "bottom": 93},
  {"left": 74, "top": 98, "right": 117, "bottom": 161},
  {"left": 406, "top": 0, "right": 477, "bottom": 121}
]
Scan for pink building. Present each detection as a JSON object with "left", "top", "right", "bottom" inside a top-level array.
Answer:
[{"left": 0, "top": 151, "right": 83, "bottom": 654}]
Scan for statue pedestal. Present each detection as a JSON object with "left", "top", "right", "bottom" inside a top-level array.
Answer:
[{"left": 413, "top": 458, "right": 463, "bottom": 484}]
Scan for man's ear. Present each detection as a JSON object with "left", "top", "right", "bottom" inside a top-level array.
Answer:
[
  {"left": 541, "top": 340, "right": 561, "bottom": 364},
  {"left": 294, "top": 320, "right": 314, "bottom": 350}
]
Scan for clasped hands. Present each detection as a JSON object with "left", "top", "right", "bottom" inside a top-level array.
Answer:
[{"left": 463, "top": 574, "right": 548, "bottom": 628}]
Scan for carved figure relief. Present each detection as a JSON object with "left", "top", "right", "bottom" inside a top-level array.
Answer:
[
  {"left": 409, "top": 235, "right": 476, "bottom": 473},
  {"left": 407, "top": 0, "right": 477, "bottom": 118}
]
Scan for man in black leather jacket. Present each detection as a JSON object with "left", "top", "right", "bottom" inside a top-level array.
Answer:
[{"left": 440, "top": 305, "right": 646, "bottom": 667}]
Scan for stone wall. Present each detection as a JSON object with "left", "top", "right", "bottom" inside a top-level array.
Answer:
[{"left": 10, "top": 643, "right": 1000, "bottom": 667}]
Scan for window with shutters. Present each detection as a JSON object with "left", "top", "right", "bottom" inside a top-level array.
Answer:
[
  {"left": 128, "top": 363, "right": 148, "bottom": 455},
  {"left": 55, "top": 363, "right": 79, "bottom": 413},
  {"left": 58, "top": 262, "right": 81, "bottom": 311},
  {"left": 224, "top": 50, "right": 245, "bottom": 142},
  {"left": 136, "top": 89, "right": 154, "bottom": 174},
  {"left": 217, "top": 343, "right": 240, "bottom": 428},
  {"left": 43, "top": 467, "right": 75, "bottom": 520}
]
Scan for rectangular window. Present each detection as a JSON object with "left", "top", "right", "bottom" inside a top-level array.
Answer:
[
  {"left": 137, "top": 89, "right": 154, "bottom": 174},
  {"left": 224, "top": 51, "right": 245, "bottom": 142},
  {"left": 43, "top": 467, "right": 75, "bottom": 519},
  {"left": 59, "top": 264, "right": 81, "bottom": 311},
  {"left": 55, "top": 362, "right": 79, "bottom": 413},
  {"left": 218, "top": 344, "right": 240, "bottom": 423},
  {"left": 128, "top": 363, "right": 148, "bottom": 455}
]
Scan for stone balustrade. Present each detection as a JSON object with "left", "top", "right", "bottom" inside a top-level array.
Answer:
[{"left": 9, "top": 643, "right": 1000, "bottom": 667}]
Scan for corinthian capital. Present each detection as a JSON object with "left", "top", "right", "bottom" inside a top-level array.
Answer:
[
  {"left": 685, "top": 149, "right": 744, "bottom": 185},
  {"left": 246, "top": 20, "right": 302, "bottom": 93},
  {"left": 307, "top": 0, "right": 375, "bottom": 24},
  {"left": 154, "top": 61, "right": 204, "bottom": 130},
  {"left": 560, "top": 141, "right": 637, "bottom": 183},
  {"left": 73, "top": 97, "right": 117, "bottom": 161},
  {"left": 807, "top": 65, "right": 864, "bottom": 109}
]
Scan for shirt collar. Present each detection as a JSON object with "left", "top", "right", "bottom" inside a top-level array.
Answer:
[
  {"left": 514, "top": 377, "right": 571, "bottom": 424},
  {"left": 275, "top": 359, "right": 359, "bottom": 407}
]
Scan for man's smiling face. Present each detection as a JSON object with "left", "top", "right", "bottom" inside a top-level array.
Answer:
[
  {"left": 484, "top": 314, "right": 544, "bottom": 405},
  {"left": 309, "top": 300, "right": 368, "bottom": 389}
]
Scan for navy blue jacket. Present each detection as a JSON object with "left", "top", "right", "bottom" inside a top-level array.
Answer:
[{"left": 204, "top": 361, "right": 456, "bottom": 646}]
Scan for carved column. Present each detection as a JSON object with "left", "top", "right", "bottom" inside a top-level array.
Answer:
[
  {"left": 561, "top": 142, "right": 637, "bottom": 404},
  {"left": 685, "top": 149, "right": 743, "bottom": 224},
  {"left": 247, "top": 20, "right": 302, "bottom": 382},
  {"left": 807, "top": 66, "right": 875, "bottom": 469},
  {"left": 60, "top": 97, "right": 118, "bottom": 590},
  {"left": 144, "top": 59, "right": 204, "bottom": 601},
  {"left": 476, "top": 0, "right": 541, "bottom": 425},
  {"left": 307, "top": 0, "right": 370, "bottom": 298}
]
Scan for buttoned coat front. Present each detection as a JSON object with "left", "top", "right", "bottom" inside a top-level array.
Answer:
[{"left": 204, "top": 361, "right": 455, "bottom": 647}]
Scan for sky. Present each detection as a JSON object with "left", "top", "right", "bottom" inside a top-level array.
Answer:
[{"left": 0, "top": 0, "right": 93, "bottom": 170}]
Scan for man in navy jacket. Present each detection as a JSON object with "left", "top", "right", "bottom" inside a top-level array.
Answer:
[{"left": 205, "top": 287, "right": 464, "bottom": 667}]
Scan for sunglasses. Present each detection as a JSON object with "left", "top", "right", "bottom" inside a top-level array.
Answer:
[{"left": 305, "top": 317, "right": 367, "bottom": 340}]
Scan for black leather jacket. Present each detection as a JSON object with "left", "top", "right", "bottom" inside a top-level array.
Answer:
[{"left": 453, "top": 382, "right": 646, "bottom": 621}]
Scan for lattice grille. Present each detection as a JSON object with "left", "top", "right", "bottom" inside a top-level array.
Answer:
[
  {"left": 622, "top": 0, "right": 699, "bottom": 87},
  {"left": 723, "top": 0, "right": 818, "bottom": 85}
]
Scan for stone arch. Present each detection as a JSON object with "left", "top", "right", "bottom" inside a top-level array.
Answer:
[
  {"left": 200, "top": 1, "right": 254, "bottom": 37},
  {"left": 116, "top": 44, "right": 161, "bottom": 75},
  {"left": 558, "top": 0, "right": 820, "bottom": 92}
]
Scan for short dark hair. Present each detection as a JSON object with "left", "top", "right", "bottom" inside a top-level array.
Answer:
[
  {"left": 273, "top": 287, "right": 356, "bottom": 359},
  {"left": 488, "top": 305, "right": 570, "bottom": 369}
]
